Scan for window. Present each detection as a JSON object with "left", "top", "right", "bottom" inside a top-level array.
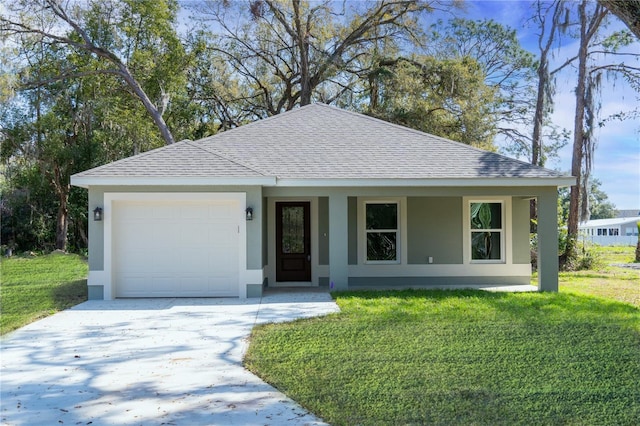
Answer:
[
  {"left": 470, "top": 202, "right": 503, "bottom": 261},
  {"left": 365, "top": 202, "right": 398, "bottom": 262}
]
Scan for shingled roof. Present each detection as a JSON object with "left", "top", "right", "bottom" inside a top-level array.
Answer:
[{"left": 72, "top": 103, "right": 573, "bottom": 187}]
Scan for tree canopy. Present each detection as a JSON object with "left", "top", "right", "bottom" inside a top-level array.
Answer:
[{"left": 0, "top": 0, "right": 637, "bottom": 254}]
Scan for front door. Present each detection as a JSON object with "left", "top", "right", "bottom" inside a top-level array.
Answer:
[{"left": 276, "top": 202, "right": 311, "bottom": 282}]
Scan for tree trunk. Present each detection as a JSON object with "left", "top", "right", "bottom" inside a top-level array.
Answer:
[
  {"left": 530, "top": 0, "right": 563, "bottom": 235},
  {"left": 530, "top": 49, "right": 548, "bottom": 233},
  {"left": 566, "top": 0, "right": 590, "bottom": 256},
  {"left": 293, "top": 0, "right": 311, "bottom": 106},
  {"left": 567, "top": 1, "right": 607, "bottom": 248},
  {"left": 55, "top": 194, "right": 69, "bottom": 251},
  {"left": 50, "top": 163, "right": 71, "bottom": 252},
  {"left": 531, "top": 61, "right": 546, "bottom": 167}
]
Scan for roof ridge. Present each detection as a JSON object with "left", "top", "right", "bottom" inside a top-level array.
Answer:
[{"left": 184, "top": 140, "right": 269, "bottom": 176}]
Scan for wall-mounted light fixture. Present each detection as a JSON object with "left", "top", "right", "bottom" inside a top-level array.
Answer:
[
  {"left": 93, "top": 207, "right": 103, "bottom": 221},
  {"left": 245, "top": 207, "right": 254, "bottom": 221}
]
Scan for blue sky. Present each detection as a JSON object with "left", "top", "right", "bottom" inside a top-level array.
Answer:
[{"left": 449, "top": 0, "right": 640, "bottom": 210}]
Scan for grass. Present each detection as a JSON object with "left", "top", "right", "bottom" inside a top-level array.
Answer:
[
  {"left": 0, "top": 252, "right": 88, "bottom": 335},
  {"left": 558, "top": 245, "right": 639, "bottom": 307},
  {"left": 1, "top": 246, "right": 637, "bottom": 423},
  {"left": 246, "top": 292, "right": 639, "bottom": 425}
]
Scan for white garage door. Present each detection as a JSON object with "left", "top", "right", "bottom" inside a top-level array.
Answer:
[{"left": 112, "top": 199, "right": 240, "bottom": 297}]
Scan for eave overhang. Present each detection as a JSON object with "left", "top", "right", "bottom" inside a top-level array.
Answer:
[
  {"left": 70, "top": 175, "right": 278, "bottom": 189},
  {"left": 71, "top": 175, "right": 575, "bottom": 189},
  {"left": 271, "top": 177, "right": 576, "bottom": 188}
]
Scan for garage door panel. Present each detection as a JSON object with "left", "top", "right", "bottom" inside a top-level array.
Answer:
[
  {"left": 116, "top": 203, "right": 149, "bottom": 220},
  {"left": 113, "top": 198, "right": 240, "bottom": 298},
  {"left": 207, "top": 202, "right": 233, "bottom": 217},
  {"left": 180, "top": 277, "right": 210, "bottom": 294},
  {"left": 116, "top": 250, "right": 149, "bottom": 274},
  {"left": 153, "top": 229, "right": 178, "bottom": 249},
  {"left": 118, "top": 222, "right": 154, "bottom": 245},
  {"left": 153, "top": 251, "right": 178, "bottom": 274},
  {"left": 180, "top": 204, "right": 210, "bottom": 220},
  {"left": 180, "top": 223, "right": 209, "bottom": 245},
  {"left": 115, "top": 276, "right": 151, "bottom": 297},
  {"left": 209, "top": 222, "right": 238, "bottom": 244},
  {"left": 179, "top": 249, "right": 213, "bottom": 272}
]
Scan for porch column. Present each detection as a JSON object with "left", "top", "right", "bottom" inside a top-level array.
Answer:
[
  {"left": 537, "top": 188, "right": 559, "bottom": 292},
  {"left": 329, "top": 193, "right": 349, "bottom": 291}
]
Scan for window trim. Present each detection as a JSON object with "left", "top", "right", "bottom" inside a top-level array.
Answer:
[
  {"left": 463, "top": 197, "right": 510, "bottom": 264},
  {"left": 358, "top": 197, "right": 406, "bottom": 265}
]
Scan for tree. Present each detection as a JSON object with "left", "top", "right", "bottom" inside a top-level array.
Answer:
[
  {"left": 182, "top": 30, "right": 259, "bottom": 133},
  {"left": 425, "top": 18, "right": 537, "bottom": 150},
  {"left": 532, "top": 0, "right": 640, "bottom": 260},
  {"left": 588, "top": 180, "right": 617, "bottom": 219},
  {"left": 1, "top": 76, "right": 94, "bottom": 251},
  {"left": 1, "top": 0, "right": 191, "bottom": 251},
  {"left": 568, "top": 1, "right": 606, "bottom": 242},
  {"left": 529, "top": 0, "right": 570, "bottom": 168},
  {"left": 599, "top": 0, "right": 640, "bottom": 38},
  {"left": 190, "top": 0, "right": 448, "bottom": 119},
  {"left": 559, "top": 178, "right": 617, "bottom": 223},
  {"left": 0, "top": 0, "right": 187, "bottom": 145},
  {"left": 366, "top": 55, "right": 498, "bottom": 149}
]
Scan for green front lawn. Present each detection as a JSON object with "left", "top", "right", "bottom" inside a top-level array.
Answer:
[
  {"left": 559, "top": 245, "right": 639, "bottom": 307},
  {"left": 245, "top": 290, "right": 640, "bottom": 425},
  {"left": 0, "top": 253, "right": 88, "bottom": 335}
]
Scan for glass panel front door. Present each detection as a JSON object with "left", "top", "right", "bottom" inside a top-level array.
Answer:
[{"left": 276, "top": 202, "right": 311, "bottom": 282}]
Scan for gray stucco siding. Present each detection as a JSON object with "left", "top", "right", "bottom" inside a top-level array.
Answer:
[
  {"left": 88, "top": 188, "right": 106, "bottom": 271},
  {"left": 407, "top": 197, "right": 463, "bottom": 264},
  {"left": 348, "top": 197, "right": 358, "bottom": 265},
  {"left": 512, "top": 197, "right": 532, "bottom": 264},
  {"left": 262, "top": 196, "right": 268, "bottom": 267},
  {"left": 318, "top": 197, "right": 329, "bottom": 265}
]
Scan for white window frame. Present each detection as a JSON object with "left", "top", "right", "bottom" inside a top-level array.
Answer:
[
  {"left": 358, "top": 197, "right": 406, "bottom": 265},
  {"left": 463, "top": 197, "right": 510, "bottom": 264}
]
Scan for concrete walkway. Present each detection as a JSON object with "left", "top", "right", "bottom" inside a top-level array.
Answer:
[{"left": 0, "top": 291, "right": 340, "bottom": 426}]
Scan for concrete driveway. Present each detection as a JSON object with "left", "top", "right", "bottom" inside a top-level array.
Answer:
[{"left": 1, "top": 290, "right": 340, "bottom": 426}]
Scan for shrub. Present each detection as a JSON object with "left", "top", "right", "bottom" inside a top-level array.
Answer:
[{"left": 531, "top": 229, "right": 603, "bottom": 271}]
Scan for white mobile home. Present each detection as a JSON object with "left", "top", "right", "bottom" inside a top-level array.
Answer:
[{"left": 579, "top": 216, "right": 640, "bottom": 246}]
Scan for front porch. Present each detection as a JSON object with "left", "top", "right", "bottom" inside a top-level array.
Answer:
[{"left": 250, "top": 186, "right": 559, "bottom": 297}]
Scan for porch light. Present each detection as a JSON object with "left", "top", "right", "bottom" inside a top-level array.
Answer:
[
  {"left": 93, "top": 207, "right": 103, "bottom": 221},
  {"left": 246, "top": 207, "right": 254, "bottom": 221}
]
